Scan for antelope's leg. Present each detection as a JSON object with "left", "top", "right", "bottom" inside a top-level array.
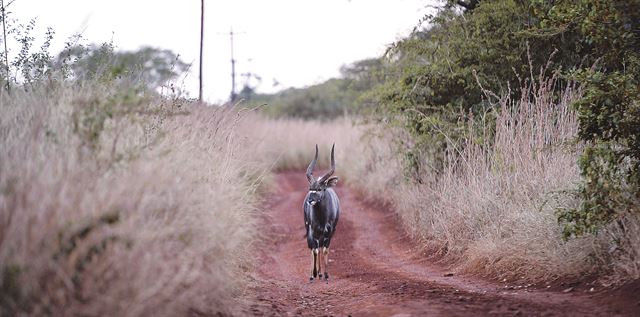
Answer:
[
  {"left": 310, "top": 249, "right": 316, "bottom": 281},
  {"left": 314, "top": 248, "right": 319, "bottom": 278},
  {"left": 311, "top": 248, "right": 320, "bottom": 280},
  {"left": 317, "top": 246, "right": 323, "bottom": 277},
  {"left": 323, "top": 247, "right": 329, "bottom": 280}
]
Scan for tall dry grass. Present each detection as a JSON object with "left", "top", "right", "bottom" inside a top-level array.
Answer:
[
  {"left": 389, "top": 77, "right": 593, "bottom": 281},
  {"left": 219, "top": 73, "right": 640, "bottom": 285},
  {"left": 330, "top": 76, "right": 600, "bottom": 282},
  {"left": 0, "top": 82, "right": 267, "bottom": 316},
  {"left": 344, "top": 76, "right": 640, "bottom": 283}
]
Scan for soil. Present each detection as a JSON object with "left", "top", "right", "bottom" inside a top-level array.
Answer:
[{"left": 244, "top": 172, "right": 640, "bottom": 316}]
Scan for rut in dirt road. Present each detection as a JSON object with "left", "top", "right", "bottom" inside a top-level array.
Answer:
[{"left": 245, "top": 172, "right": 634, "bottom": 316}]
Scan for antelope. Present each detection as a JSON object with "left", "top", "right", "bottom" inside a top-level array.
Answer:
[{"left": 304, "top": 144, "right": 340, "bottom": 282}]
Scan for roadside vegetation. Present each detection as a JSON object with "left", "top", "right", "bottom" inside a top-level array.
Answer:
[
  {"left": 1, "top": 83, "right": 269, "bottom": 316},
  {"left": 1, "top": 0, "right": 639, "bottom": 314},
  {"left": 0, "top": 22, "right": 270, "bottom": 315}
]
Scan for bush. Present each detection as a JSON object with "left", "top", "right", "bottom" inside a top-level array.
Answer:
[
  {"left": 369, "top": 0, "right": 640, "bottom": 237},
  {"left": 371, "top": 0, "right": 565, "bottom": 178},
  {"left": 532, "top": 0, "right": 640, "bottom": 237}
]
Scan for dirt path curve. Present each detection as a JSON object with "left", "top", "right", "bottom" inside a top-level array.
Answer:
[{"left": 244, "top": 172, "right": 635, "bottom": 316}]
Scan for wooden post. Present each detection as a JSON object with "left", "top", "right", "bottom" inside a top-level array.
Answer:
[
  {"left": 1, "top": 0, "right": 10, "bottom": 93},
  {"left": 198, "top": 0, "right": 204, "bottom": 102}
]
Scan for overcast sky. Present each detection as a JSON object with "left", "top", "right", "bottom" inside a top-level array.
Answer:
[{"left": 8, "top": 0, "right": 433, "bottom": 103}]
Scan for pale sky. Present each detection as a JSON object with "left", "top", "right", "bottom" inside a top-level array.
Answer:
[{"left": 8, "top": 0, "right": 433, "bottom": 103}]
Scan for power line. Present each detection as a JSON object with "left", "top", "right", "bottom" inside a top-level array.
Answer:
[{"left": 218, "top": 27, "right": 245, "bottom": 103}]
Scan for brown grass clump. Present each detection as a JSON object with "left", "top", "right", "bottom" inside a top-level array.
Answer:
[{"left": 0, "top": 83, "right": 266, "bottom": 316}]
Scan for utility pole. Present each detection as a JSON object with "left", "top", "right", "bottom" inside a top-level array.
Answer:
[
  {"left": 229, "top": 27, "right": 237, "bottom": 103},
  {"left": 198, "top": 0, "right": 204, "bottom": 102},
  {"left": 1, "top": 0, "right": 10, "bottom": 94},
  {"left": 218, "top": 27, "right": 245, "bottom": 104}
]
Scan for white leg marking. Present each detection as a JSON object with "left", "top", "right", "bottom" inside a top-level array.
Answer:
[{"left": 313, "top": 248, "right": 319, "bottom": 278}]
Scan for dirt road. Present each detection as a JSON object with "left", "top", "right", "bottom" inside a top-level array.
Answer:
[{"left": 245, "top": 172, "right": 638, "bottom": 316}]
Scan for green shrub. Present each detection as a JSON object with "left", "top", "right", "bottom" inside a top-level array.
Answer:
[
  {"left": 371, "top": 0, "right": 558, "bottom": 177},
  {"left": 367, "top": 0, "right": 639, "bottom": 237},
  {"left": 533, "top": 0, "right": 640, "bottom": 237}
]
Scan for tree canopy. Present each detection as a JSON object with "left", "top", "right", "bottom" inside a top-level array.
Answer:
[{"left": 57, "top": 43, "right": 189, "bottom": 90}]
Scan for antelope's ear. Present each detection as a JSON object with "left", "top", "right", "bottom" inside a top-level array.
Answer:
[{"left": 324, "top": 176, "right": 339, "bottom": 187}]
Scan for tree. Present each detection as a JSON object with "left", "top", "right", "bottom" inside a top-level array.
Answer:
[
  {"left": 532, "top": 0, "right": 640, "bottom": 237},
  {"left": 57, "top": 44, "right": 188, "bottom": 90},
  {"left": 371, "top": 0, "right": 640, "bottom": 235},
  {"left": 372, "top": 0, "right": 558, "bottom": 175}
]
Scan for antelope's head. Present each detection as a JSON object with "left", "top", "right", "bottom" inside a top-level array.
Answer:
[{"left": 305, "top": 144, "right": 339, "bottom": 206}]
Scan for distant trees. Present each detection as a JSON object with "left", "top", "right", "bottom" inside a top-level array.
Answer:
[
  {"left": 57, "top": 44, "right": 188, "bottom": 90},
  {"left": 339, "top": 58, "right": 387, "bottom": 91},
  {"left": 0, "top": 15, "right": 188, "bottom": 92},
  {"left": 250, "top": 78, "right": 355, "bottom": 119},
  {"left": 246, "top": 58, "right": 388, "bottom": 120}
]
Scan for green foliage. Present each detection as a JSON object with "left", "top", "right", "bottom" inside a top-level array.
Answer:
[
  {"left": 536, "top": 0, "right": 640, "bottom": 237},
  {"left": 254, "top": 78, "right": 355, "bottom": 119},
  {"left": 366, "top": 0, "right": 639, "bottom": 237},
  {"left": 71, "top": 86, "right": 149, "bottom": 152},
  {"left": 558, "top": 143, "right": 628, "bottom": 237},
  {"left": 371, "top": 0, "right": 553, "bottom": 176},
  {"left": 340, "top": 58, "right": 389, "bottom": 107},
  {"left": 445, "top": 0, "right": 481, "bottom": 11}
]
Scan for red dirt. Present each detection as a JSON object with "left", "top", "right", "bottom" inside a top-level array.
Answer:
[{"left": 244, "top": 172, "right": 640, "bottom": 316}]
